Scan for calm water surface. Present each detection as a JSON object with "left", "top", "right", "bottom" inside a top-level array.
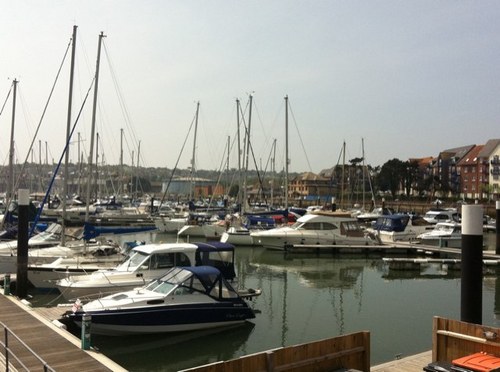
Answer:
[{"left": 33, "top": 233, "right": 500, "bottom": 371}]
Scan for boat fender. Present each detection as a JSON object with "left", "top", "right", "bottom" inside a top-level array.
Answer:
[{"left": 52, "top": 319, "right": 67, "bottom": 330}]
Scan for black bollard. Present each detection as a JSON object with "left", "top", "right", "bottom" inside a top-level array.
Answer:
[
  {"left": 496, "top": 201, "right": 500, "bottom": 255},
  {"left": 16, "top": 189, "right": 30, "bottom": 299},
  {"left": 461, "top": 204, "right": 483, "bottom": 324}
]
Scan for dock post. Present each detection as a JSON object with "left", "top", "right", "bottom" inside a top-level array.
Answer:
[
  {"left": 461, "top": 204, "right": 483, "bottom": 324},
  {"left": 3, "top": 273, "right": 10, "bottom": 295},
  {"left": 496, "top": 201, "right": 500, "bottom": 255},
  {"left": 16, "top": 189, "right": 30, "bottom": 299},
  {"left": 81, "top": 313, "right": 91, "bottom": 350}
]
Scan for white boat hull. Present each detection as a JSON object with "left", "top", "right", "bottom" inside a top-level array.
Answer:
[
  {"left": 220, "top": 229, "right": 255, "bottom": 246},
  {"left": 154, "top": 217, "right": 186, "bottom": 233}
]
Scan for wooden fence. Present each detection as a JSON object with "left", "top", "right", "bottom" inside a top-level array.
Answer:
[
  {"left": 433, "top": 316, "right": 500, "bottom": 362},
  {"left": 181, "top": 331, "right": 370, "bottom": 372}
]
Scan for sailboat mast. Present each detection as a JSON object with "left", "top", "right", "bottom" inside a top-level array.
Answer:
[
  {"left": 62, "top": 25, "right": 77, "bottom": 246},
  {"left": 189, "top": 101, "right": 200, "bottom": 201},
  {"left": 7, "top": 79, "right": 17, "bottom": 202},
  {"left": 362, "top": 138, "right": 365, "bottom": 211},
  {"left": 136, "top": 140, "right": 141, "bottom": 198},
  {"left": 85, "top": 31, "right": 105, "bottom": 222},
  {"left": 120, "top": 128, "right": 124, "bottom": 196},
  {"left": 243, "top": 94, "right": 253, "bottom": 212},
  {"left": 236, "top": 99, "right": 242, "bottom": 210},
  {"left": 341, "top": 141, "right": 346, "bottom": 210},
  {"left": 284, "top": 95, "right": 289, "bottom": 210},
  {"left": 271, "top": 138, "right": 276, "bottom": 207},
  {"left": 226, "top": 135, "right": 230, "bottom": 200}
]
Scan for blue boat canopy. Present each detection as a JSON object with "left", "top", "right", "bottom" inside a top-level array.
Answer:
[
  {"left": 155, "top": 266, "right": 240, "bottom": 299},
  {"left": 372, "top": 214, "right": 410, "bottom": 232},
  {"left": 193, "top": 242, "right": 236, "bottom": 281}
]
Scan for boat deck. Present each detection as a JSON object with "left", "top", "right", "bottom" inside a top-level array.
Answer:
[{"left": 0, "top": 294, "right": 124, "bottom": 371}]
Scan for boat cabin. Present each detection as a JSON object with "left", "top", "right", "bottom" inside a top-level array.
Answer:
[{"left": 116, "top": 242, "right": 236, "bottom": 281}]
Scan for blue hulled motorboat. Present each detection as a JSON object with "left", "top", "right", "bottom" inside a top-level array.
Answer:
[{"left": 65, "top": 266, "right": 256, "bottom": 336}]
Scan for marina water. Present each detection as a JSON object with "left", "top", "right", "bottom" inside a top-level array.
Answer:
[{"left": 33, "top": 233, "right": 499, "bottom": 371}]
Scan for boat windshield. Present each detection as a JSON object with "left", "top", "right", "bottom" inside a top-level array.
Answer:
[
  {"left": 116, "top": 251, "right": 149, "bottom": 270},
  {"left": 435, "top": 225, "right": 454, "bottom": 233},
  {"left": 144, "top": 268, "right": 191, "bottom": 294},
  {"left": 146, "top": 280, "right": 176, "bottom": 294}
]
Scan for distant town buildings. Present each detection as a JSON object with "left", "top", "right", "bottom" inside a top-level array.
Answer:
[
  {"left": 1, "top": 139, "right": 498, "bottom": 204},
  {"left": 288, "top": 138, "right": 500, "bottom": 203}
]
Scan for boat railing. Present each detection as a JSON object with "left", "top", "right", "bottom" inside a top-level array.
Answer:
[{"left": 0, "top": 321, "right": 56, "bottom": 372}]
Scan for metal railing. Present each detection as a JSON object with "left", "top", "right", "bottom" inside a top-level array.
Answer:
[{"left": 0, "top": 321, "right": 55, "bottom": 372}]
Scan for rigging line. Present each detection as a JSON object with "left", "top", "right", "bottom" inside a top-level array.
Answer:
[
  {"left": 158, "top": 112, "right": 197, "bottom": 208},
  {"left": 102, "top": 42, "right": 141, "bottom": 153},
  {"left": 246, "top": 128, "right": 268, "bottom": 204},
  {"left": 288, "top": 102, "right": 313, "bottom": 172},
  {"left": 102, "top": 42, "right": 147, "bottom": 169},
  {"left": 12, "top": 38, "right": 72, "bottom": 195},
  {"left": 205, "top": 140, "right": 230, "bottom": 212},
  {"left": 18, "top": 87, "right": 35, "bottom": 139},
  {"left": 0, "top": 83, "right": 13, "bottom": 117},
  {"left": 30, "top": 77, "right": 96, "bottom": 236}
]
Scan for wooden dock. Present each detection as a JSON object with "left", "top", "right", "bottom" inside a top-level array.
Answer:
[
  {"left": 372, "top": 351, "right": 431, "bottom": 371},
  {"left": 287, "top": 241, "right": 500, "bottom": 259},
  {"left": 0, "top": 294, "right": 125, "bottom": 371}
]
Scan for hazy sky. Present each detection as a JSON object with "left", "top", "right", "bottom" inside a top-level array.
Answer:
[{"left": 1, "top": 1, "right": 499, "bottom": 175}]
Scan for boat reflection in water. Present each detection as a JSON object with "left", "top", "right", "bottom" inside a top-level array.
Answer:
[{"left": 91, "top": 322, "right": 256, "bottom": 372}]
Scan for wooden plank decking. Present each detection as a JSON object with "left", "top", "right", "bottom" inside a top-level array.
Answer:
[
  {"left": 372, "top": 351, "right": 431, "bottom": 371},
  {"left": 0, "top": 294, "right": 125, "bottom": 371}
]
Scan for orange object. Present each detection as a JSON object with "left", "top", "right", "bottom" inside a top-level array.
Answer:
[{"left": 453, "top": 352, "right": 500, "bottom": 372}]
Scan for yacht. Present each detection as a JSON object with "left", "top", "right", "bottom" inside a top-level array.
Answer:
[
  {"left": 250, "top": 212, "right": 379, "bottom": 250},
  {"left": 416, "top": 221, "right": 462, "bottom": 248}
]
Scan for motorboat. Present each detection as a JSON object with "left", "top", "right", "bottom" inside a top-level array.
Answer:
[
  {"left": 484, "top": 215, "right": 496, "bottom": 233},
  {"left": 416, "top": 221, "right": 462, "bottom": 248},
  {"left": 56, "top": 241, "right": 237, "bottom": 300},
  {"left": 366, "top": 214, "right": 432, "bottom": 243},
  {"left": 220, "top": 226, "right": 255, "bottom": 246},
  {"left": 177, "top": 212, "right": 225, "bottom": 238},
  {"left": 154, "top": 216, "right": 187, "bottom": 233},
  {"left": 250, "top": 212, "right": 379, "bottom": 250},
  {"left": 0, "top": 223, "right": 69, "bottom": 253},
  {"left": 220, "top": 213, "right": 284, "bottom": 246},
  {"left": 28, "top": 253, "right": 126, "bottom": 289},
  {"left": 0, "top": 223, "right": 88, "bottom": 274},
  {"left": 422, "top": 208, "right": 460, "bottom": 224},
  {"left": 64, "top": 266, "right": 256, "bottom": 335},
  {"left": 356, "top": 207, "right": 395, "bottom": 224},
  {"left": 219, "top": 215, "right": 270, "bottom": 246}
]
